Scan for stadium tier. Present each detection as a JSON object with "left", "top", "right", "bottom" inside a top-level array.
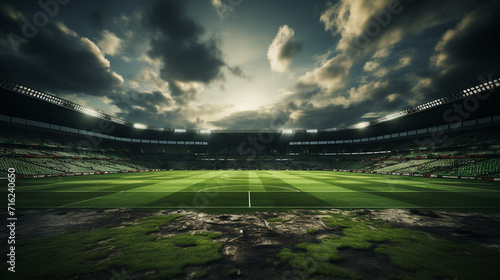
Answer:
[{"left": 1, "top": 78, "right": 500, "bottom": 179}]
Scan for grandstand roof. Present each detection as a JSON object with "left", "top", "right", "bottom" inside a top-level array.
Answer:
[{"left": 1, "top": 79, "right": 499, "bottom": 143}]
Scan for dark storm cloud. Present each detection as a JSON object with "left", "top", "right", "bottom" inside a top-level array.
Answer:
[
  {"left": 358, "top": 0, "right": 499, "bottom": 100},
  {"left": 274, "top": 0, "right": 499, "bottom": 130},
  {"left": 147, "top": 0, "right": 203, "bottom": 43},
  {"left": 427, "top": 1, "right": 500, "bottom": 98},
  {"left": 0, "top": 4, "right": 123, "bottom": 96},
  {"left": 279, "top": 40, "right": 303, "bottom": 61},
  {"left": 112, "top": 89, "right": 198, "bottom": 128},
  {"left": 144, "top": 0, "right": 242, "bottom": 105},
  {"left": 321, "top": 0, "right": 475, "bottom": 59},
  {"left": 166, "top": 82, "right": 197, "bottom": 105},
  {"left": 301, "top": 0, "right": 476, "bottom": 92},
  {"left": 113, "top": 90, "right": 172, "bottom": 113},
  {"left": 289, "top": 79, "right": 410, "bottom": 129},
  {"left": 148, "top": 37, "right": 225, "bottom": 83}
]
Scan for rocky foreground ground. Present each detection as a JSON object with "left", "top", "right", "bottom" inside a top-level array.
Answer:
[{"left": 1, "top": 208, "right": 500, "bottom": 279}]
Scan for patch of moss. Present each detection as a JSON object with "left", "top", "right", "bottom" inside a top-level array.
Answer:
[
  {"left": 0, "top": 215, "right": 222, "bottom": 280},
  {"left": 274, "top": 213, "right": 500, "bottom": 280},
  {"left": 267, "top": 217, "right": 287, "bottom": 223},
  {"left": 306, "top": 228, "right": 319, "bottom": 234}
]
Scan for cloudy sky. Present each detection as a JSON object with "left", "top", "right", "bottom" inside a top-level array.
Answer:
[{"left": 0, "top": 0, "right": 499, "bottom": 130}]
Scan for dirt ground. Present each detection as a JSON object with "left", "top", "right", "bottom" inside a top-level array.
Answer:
[{"left": 1, "top": 208, "right": 500, "bottom": 280}]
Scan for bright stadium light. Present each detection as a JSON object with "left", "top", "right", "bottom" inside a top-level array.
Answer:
[
  {"left": 133, "top": 123, "right": 147, "bottom": 129},
  {"left": 199, "top": 129, "right": 211, "bottom": 134},
  {"left": 111, "top": 117, "right": 127, "bottom": 125},
  {"left": 174, "top": 129, "right": 187, "bottom": 133},
  {"left": 82, "top": 108, "right": 100, "bottom": 117},
  {"left": 306, "top": 129, "right": 318, "bottom": 133},
  {"left": 354, "top": 122, "right": 370, "bottom": 129},
  {"left": 282, "top": 129, "right": 293, "bottom": 134}
]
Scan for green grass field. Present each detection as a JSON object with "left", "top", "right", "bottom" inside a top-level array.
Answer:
[
  {"left": 3, "top": 170, "right": 500, "bottom": 280},
  {"left": 8, "top": 170, "right": 500, "bottom": 211}
]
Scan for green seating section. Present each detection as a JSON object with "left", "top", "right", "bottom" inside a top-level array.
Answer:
[
  {"left": 0, "top": 158, "right": 58, "bottom": 175},
  {"left": 0, "top": 124, "right": 499, "bottom": 177},
  {"left": 435, "top": 158, "right": 500, "bottom": 177},
  {"left": 0, "top": 156, "right": 152, "bottom": 176}
]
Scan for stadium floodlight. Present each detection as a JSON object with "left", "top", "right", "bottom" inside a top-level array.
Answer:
[
  {"left": 282, "top": 129, "right": 293, "bottom": 134},
  {"left": 199, "top": 129, "right": 211, "bottom": 134},
  {"left": 306, "top": 129, "right": 318, "bottom": 133},
  {"left": 174, "top": 129, "right": 187, "bottom": 133},
  {"left": 354, "top": 122, "right": 370, "bottom": 129},
  {"left": 111, "top": 117, "right": 127, "bottom": 125},
  {"left": 133, "top": 123, "right": 147, "bottom": 129},
  {"left": 82, "top": 108, "right": 101, "bottom": 117}
]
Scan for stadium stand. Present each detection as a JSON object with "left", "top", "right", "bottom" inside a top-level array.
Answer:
[{"left": 1, "top": 77, "right": 500, "bottom": 179}]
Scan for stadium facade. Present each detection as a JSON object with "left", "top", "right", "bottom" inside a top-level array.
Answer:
[{"left": 1, "top": 77, "right": 500, "bottom": 180}]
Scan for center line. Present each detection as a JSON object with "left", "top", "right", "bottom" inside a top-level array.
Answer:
[{"left": 248, "top": 191, "right": 251, "bottom": 208}]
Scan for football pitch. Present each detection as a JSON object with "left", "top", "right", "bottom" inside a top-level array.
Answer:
[{"left": 9, "top": 170, "right": 500, "bottom": 211}]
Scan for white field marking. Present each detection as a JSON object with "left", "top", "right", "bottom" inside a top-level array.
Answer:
[
  {"left": 23, "top": 189, "right": 499, "bottom": 193},
  {"left": 219, "top": 176, "right": 249, "bottom": 180},
  {"left": 396, "top": 183, "right": 500, "bottom": 192},
  {"left": 29, "top": 190, "right": 500, "bottom": 194},
  {"left": 197, "top": 185, "right": 300, "bottom": 192},
  {"left": 20, "top": 180, "right": 145, "bottom": 191},
  {"left": 296, "top": 190, "right": 500, "bottom": 193},
  {"left": 191, "top": 190, "right": 487, "bottom": 193},
  {"left": 248, "top": 191, "right": 251, "bottom": 208},
  {"left": 422, "top": 184, "right": 500, "bottom": 192},
  {"left": 59, "top": 195, "right": 108, "bottom": 208}
]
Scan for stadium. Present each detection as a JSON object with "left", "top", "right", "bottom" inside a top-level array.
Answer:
[
  {"left": 1, "top": 0, "right": 500, "bottom": 279},
  {"left": 1, "top": 77, "right": 500, "bottom": 279},
  {"left": 1, "top": 77, "right": 500, "bottom": 207}
]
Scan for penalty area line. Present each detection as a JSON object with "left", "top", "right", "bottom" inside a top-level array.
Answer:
[{"left": 248, "top": 191, "right": 251, "bottom": 208}]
